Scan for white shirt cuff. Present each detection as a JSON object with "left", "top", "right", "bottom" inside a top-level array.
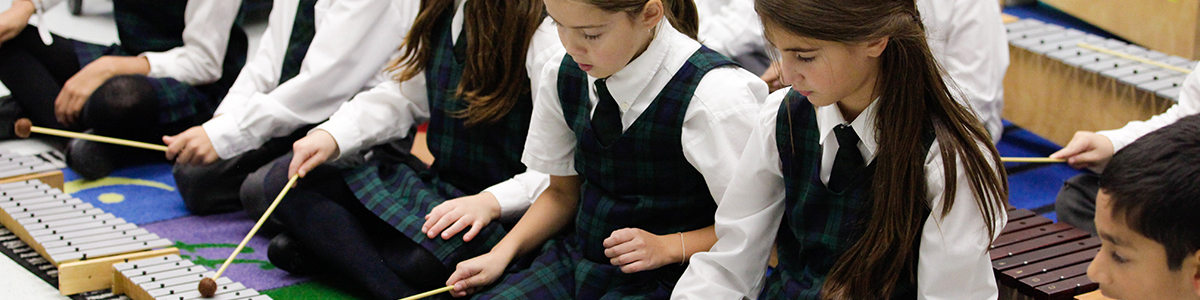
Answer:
[
  {"left": 1095, "top": 130, "right": 1131, "bottom": 154},
  {"left": 140, "top": 51, "right": 178, "bottom": 79},
  {"left": 520, "top": 155, "right": 576, "bottom": 177},
  {"left": 202, "top": 114, "right": 255, "bottom": 159},
  {"left": 484, "top": 180, "right": 529, "bottom": 221},
  {"left": 313, "top": 120, "right": 362, "bottom": 160}
]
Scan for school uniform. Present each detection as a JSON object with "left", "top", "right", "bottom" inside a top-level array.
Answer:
[
  {"left": 172, "top": 0, "right": 417, "bottom": 215},
  {"left": 1055, "top": 63, "right": 1200, "bottom": 234},
  {"left": 3, "top": 0, "right": 245, "bottom": 132},
  {"left": 673, "top": 88, "right": 1007, "bottom": 299},
  {"left": 919, "top": 0, "right": 1009, "bottom": 144},
  {"left": 315, "top": 0, "right": 561, "bottom": 266},
  {"left": 474, "top": 19, "right": 766, "bottom": 299}
]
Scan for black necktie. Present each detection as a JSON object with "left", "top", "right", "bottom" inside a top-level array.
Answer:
[
  {"left": 828, "top": 124, "right": 864, "bottom": 192},
  {"left": 591, "top": 79, "right": 622, "bottom": 146},
  {"left": 279, "top": 0, "right": 318, "bottom": 85}
]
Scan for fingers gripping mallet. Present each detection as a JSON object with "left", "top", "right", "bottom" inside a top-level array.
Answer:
[
  {"left": 198, "top": 174, "right": 300, "bottom": 297},
  {"left": 14, "top": 118, "right": 169, "bottom": 152}
]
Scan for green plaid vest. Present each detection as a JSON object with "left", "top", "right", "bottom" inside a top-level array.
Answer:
[
  {"left": 765, "top": 90, "right": 932, "bottom": 299},
  {"left": 424, "top": 7, "right": 533, "bottom": 194},
  {"left": 556, "top": 47, "right": 735, "bottom": 279}
]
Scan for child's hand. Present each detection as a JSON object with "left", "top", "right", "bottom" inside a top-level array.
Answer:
[
  {"left": 1050, "top": 131, "right": 1115, "bottom": 170},
  {"left": 760, "top": 62, "right": 786, "bottom": 92},
  {"left": 56, "top": 58, "right": 117, "bottom": 125},
  {"left": 0, "top": 0, "right": 34, "bottom": 46},
  {"left": 446, "top": 251, "right": 511, "bottom": 297},
  {"left": 603, "top": 228, "right": 679, "bottom": 274},
  {"left": 289, "top": 130, "right": 339, "bottom": 178},
  {"left": 422, "top": 192, "right": 501, "bottom": 242},
  {"left": 164, "top": 126, "right": 219, "bottom": 165}
]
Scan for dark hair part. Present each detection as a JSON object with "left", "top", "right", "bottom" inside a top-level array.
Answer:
[
  {"left": 756, "top": 0, "right": 1008, "bottom": 298},
  {"left": 577, "top": 0, "right": 699, "bottom": 40},
  {"left": 388, "top": 0, "right": 544, "bottom": 126},
  {"left": 1099, "top": 114, "right": 1200, "bottom": 271}
]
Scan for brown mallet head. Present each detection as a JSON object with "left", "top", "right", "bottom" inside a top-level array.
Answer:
[
  {"left": 198, "top": 277, "right": 217, "bottom": 297},
  {"left": 14, "top": 118, "right": 31, "bottom": 139}
]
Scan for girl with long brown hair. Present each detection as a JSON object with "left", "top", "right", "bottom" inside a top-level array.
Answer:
[
  {"left": 444, "top": 0, "right": 767, "bottom": 298},
  {"left": 256, "top": 0, "right": 561, "bottom": 299},
  {"left": 674, "top": 0, "right": 1008, "bottom": 299}
]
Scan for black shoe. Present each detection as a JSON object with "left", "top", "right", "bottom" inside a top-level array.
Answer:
[
  {"left": 268, "top": 233, "right": 317, "bottom": 275},
  {"left": 65, "top": 135, "right": 116, "bottom": 180}
]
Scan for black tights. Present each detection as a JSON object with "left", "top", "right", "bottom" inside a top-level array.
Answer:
[
  {"left": 0, "top": 26, "right": 164, "bottom": 142},
  {"left": 263, "top": 158, "right": 452, "bottom": 300}
]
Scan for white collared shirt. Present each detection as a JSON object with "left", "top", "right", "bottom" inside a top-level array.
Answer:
[
  {"left": 1096, "top": 64, "right": 1200, "bottom": 158},
  {"left": 673, "top": 87, "right": 1007, "bottom": 300},
  {"left": 919, "top": 0, "right": 1010, "bottom": 143},
  {"left": 522, "top": 18, "right": 768, "bottom": 204},
  {"left": 32, "top": 0, "right": 240, "bottom": 86},
  {"left": 203, "top": 0, "right": 418, "bottom": 158},
  {"left": 695, "top": 0, "right": 764, "bottom": 59},
  {"left": 312, "top": 2, "right": 563, "bottom": 220}
]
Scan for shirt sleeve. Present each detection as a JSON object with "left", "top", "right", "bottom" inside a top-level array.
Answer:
[
  {"left": 696, "top": 0, "right": 764, "bottom": 59},
  {"left": 30, "top": 0, "right": 64, "bottom": 13},
  {"left": 936, "top": 0, "right": 1009, "bottom": 143},
  {"left": 204, "top": 0, "right": 416, "bottom": 159},
  {"left": 314, "top": 73, "right": 430, "bottom": 158},
  {"left": 138, "top": 0, "right": 240, "bottom": 85},
  {"left": 1098, "top": 64, "right": 1200, "bottom": 152},
  {"left": 682, "top": 66, "right": 769, "bottom": 204},
  {"left": 521, "top": 49, "right": 579, "bottom": 176},
  {"left": 916, "top": 140, "right": 1006, "bottom": 300},
  {"left": 673, "top": 90, "right": 788, "bottom": 300}
]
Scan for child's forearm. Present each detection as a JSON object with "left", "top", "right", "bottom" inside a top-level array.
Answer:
[
  {"left": 489, "top": 175, "right": 581, "bottom": 259},
  {"left": 10, "top": 0, "right": 35, "bottom": 17},
  {"left": 672, "top": 225, "right": 716, "bottom": 264},
  {"left": 93, "top": 56, "right": 151, "bottom": 77}
]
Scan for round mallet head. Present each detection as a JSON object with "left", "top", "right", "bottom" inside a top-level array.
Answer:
[
  {"left": 14, "top": 118, "right": 32, "bottom": 139},
  {"left": 198, "top": 277, "right": 217, "bottom": 298}
]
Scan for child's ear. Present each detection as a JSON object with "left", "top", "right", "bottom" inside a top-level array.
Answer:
[
  {"left": 1191, "top": 249, "right": 1200, "bottom": 296},
  {"left": 639, "top": 0, "right": 664, "bottom": 30},
  {"left": 864, "top": 36, "right": 889, "bottom": 58}
]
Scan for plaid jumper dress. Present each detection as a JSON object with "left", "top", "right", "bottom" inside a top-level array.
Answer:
[
  {"left": 73, "top": 0, "right": 248, "bottom": 125},
  {"left": 473, "top": 47, "right": 735, "bottom": 300},
  {"left": 765, "top": 90, "right": 933, "bottom": 299},
  {"left": 342, "top": 9, "right": 533, "bottom": 268}
]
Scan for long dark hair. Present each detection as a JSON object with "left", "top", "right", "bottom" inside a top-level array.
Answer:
[
  {"left": 388, "top": 0, "right": 544, "bottom": 126},
  {"left": 579, "top": 0, "right": 699, "bottom": 40},
  {"left": 756, "top": 0, "right": 1009, "bottom": 298}
]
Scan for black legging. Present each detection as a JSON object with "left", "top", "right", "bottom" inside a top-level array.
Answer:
[
  {"left": 0, "top": 26, "right": 84, "bottom": 133},
  {"left": 0, "top": 26, "right": 182, "bottom": 161},
  {"left": 262, "top": 157, "right": 452, "bottom": 300}
]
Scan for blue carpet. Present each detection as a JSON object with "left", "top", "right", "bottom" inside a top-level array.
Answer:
[
  {"left": 60, "top": 163, "right": 189, "bottom": 225},
  {"left": 995, "top": 121, "right": 1086, "bottom": 221}
]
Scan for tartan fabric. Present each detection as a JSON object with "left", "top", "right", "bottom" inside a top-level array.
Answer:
[
  {"left": 344, "top": 8, "right": 531, "bottom": 266},
  {"left": 73, "top": 0, "right": 248, "bottom": 124},
  {"left": 473, "top": 234, "right": 673, "bottom": 300},
  {"left": 764, "top": 91, "right": 931, "bottom": 299},
  {"left": 279, "top": 0, "right": 318, "bottom": 85},
  {"left": 498, "top": 46, "right": 735, "bottom": 298}
]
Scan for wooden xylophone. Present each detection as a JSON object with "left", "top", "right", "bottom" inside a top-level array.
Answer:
[
  {"left": 1003, "top": 18, "right": 1197, "bottom": 145},
  {"left": 0, "top": 176, "right": 274, "bottom": 299},
  {"left": 991, "top": 209, "right": 1101, "bottom": 300}
]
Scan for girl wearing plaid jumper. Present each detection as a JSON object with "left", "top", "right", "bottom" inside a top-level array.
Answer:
[
  {"left": 445, "top": 0, "right": 767, "bottom": 299},
  {"left": 258, "top": 0, "right": 561, "bottom": 299},
  {"left": 673, "top": 0, "right": 1009, "bottom": 299},
  {"left": 0, "top": 0, "right": 246, "bottom": 179}
]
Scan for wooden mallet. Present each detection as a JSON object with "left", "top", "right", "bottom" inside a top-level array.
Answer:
[
  {"left": 1000, "top": 157, "right": 1066, "bottom": 163},
  {"left": 198, "top": 174, "right": 300, "bottom": 297},
  {"left": 399, "top": 286, "right": 454, "bottom": 300},
  {"left": 14, "top": 118, "right": 168, "bottom": 152}
]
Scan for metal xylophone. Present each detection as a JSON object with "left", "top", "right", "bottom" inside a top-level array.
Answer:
[
  {"left": 112, "top": 255, "right": 273, "bottom": 300},
  {"left": 1002, "top": 18, "right": 1198, "bottom": 145},
  {"left": 0, "top": 176, "right": 274, "bottom": 300},
  {"left": 991, "top": 209, "right": 1101, "bottom": 300}
]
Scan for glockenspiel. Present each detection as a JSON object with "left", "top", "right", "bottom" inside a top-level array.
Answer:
[
  {"left": 0, "top": 149, "right": 64, "bottom": 188},
  {"left": 0, "top": 177, "right": 179, "bottom": 295},
  {"left": 112, "top": 255, "right": 274, "bottom": 300},
  {"left": 992, "top": 209, "right": 1100, "bottom": 300}
]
